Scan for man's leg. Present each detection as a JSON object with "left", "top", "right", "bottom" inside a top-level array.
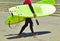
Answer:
[
  {"left": 19, "top": 20, "right": 28, "bottom": 35},
  {"left": 30, "top": 20, "right": 34, "bottom": 33},
  {"left": 30, "top": 19, "right": 37, "bottom": 36}
]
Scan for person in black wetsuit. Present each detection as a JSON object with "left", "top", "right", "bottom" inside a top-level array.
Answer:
[{"left": 18, "top": 0, "right": 38, "bottom": 37}]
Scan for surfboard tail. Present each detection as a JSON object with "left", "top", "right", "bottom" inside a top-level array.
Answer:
[
  {"left": 36, "top": 0, "right": 55, "bottom": 5},
  {"left": 4, "top": 15, "right": 25, "bottom": 25}
]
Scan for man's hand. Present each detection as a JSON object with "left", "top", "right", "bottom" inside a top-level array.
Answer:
[{"left": 33, "top": 13, "right": 36, "bottom": 18}]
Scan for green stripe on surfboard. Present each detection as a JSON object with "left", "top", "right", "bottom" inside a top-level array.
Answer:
[
  {"left": 36, "top": 0, "right": 55, "bottom": 5},
  {"left": 5, "top": 15, "right": 25, "bottom": 25}
]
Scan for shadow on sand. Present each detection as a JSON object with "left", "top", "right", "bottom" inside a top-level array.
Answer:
[{"left": 5, "top": 31, "right": 51, "bottom": 39}]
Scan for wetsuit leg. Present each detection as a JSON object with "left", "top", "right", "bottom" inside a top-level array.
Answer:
[
  {"left": 29, "top": 19, "right": 34, "bottom": 33},
  {"left": 19, "top": 19, "right": 28, "bottom": 34}
]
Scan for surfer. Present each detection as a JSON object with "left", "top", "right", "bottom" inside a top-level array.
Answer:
[{"left": 18, "top": 0, "right": 39, "bottom": 37}]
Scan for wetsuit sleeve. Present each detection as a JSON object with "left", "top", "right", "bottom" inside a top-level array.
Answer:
[{"left": 28, "top": 4, "right": 35, "bottom": 14}]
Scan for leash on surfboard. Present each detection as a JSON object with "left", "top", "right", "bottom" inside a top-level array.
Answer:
[
  {"left": 8, "top": 12, "right": 13, "bottom": 29},
  {"left": 8, "top": 13, "right": 20, "bottom": 29},
  {"left": 8, "top": 20, "right": 20, "bottom": 29}
]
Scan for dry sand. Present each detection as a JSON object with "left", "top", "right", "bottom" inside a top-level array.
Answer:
[
  {"left": 0, "top": 11, "right": 60, "bottom": 41},
  {"left": 0, "top": 0, "right": 60, "bottom": 41}
]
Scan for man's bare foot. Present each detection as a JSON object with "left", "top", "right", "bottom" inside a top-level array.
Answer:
[
  {"left": 18, "top": 34, "right": 23, "bottom": 38},
  {"left": 32, "top": 33, "right": 37, "bottom": 36}
]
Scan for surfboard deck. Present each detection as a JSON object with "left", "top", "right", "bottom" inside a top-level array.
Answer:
[
  {"left": 9, "top": 4, "right": 56, "bottom": 18},
  {"left": 5, "top": 4, "right": 56, "bottom": 25}
]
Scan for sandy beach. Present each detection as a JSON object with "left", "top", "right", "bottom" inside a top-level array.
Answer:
[{"left": 0, "top": 0, "right": 60, "bottom": 41}]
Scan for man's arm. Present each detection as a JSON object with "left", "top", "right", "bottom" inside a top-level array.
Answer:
[
  {"left": 28, "top": 4, "right": 39, "bottom": 25},
  {"left": 28, "top": 4, "right": 36, "bottom": 17}
]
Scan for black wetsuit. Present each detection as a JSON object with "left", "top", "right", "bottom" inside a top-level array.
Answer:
[{"left": 19, "top": 4, "right": 35, "bottom": 34}]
